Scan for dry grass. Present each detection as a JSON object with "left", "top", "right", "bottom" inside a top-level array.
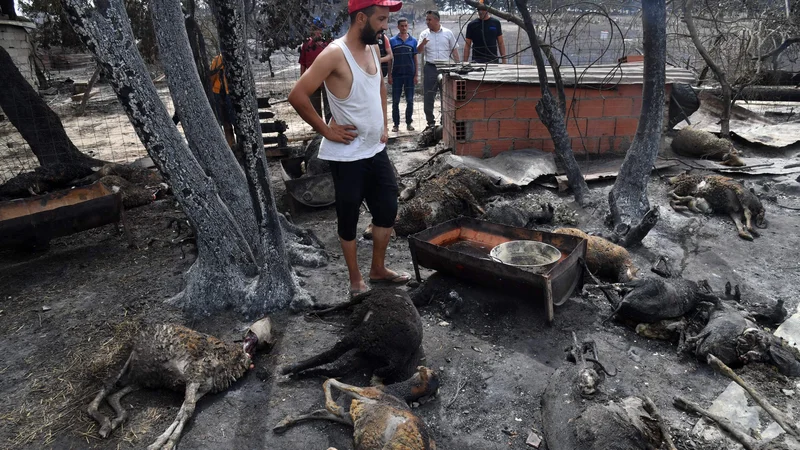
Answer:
[{"left": 3, "top": 317, "right": 143, "bottom": 449}]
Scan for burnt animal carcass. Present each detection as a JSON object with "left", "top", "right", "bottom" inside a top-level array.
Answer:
[{"left": 395, "top": 167, "right": 512, "bottom": 236}]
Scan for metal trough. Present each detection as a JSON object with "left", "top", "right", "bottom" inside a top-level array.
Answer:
[
  {"left": 408, "top": 217, "right": 587, "bottom": 324},
  {"left": 0, "top": 182, "right": 122, "bottom": 247}
]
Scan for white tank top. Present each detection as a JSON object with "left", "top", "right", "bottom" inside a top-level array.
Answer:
[{"left": 318, "top": 38, "right": 386, "bottom": 162}]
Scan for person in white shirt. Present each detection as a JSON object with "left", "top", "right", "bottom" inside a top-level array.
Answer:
[
  {"left": 417, "top": 10, "right": 459, "bottom": 129},
  {"left": 288, "top": 0, "right": 412, "bottom": 298}
]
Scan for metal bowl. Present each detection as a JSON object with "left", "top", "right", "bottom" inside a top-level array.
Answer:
[{"left": 489, "top": 240, "right": 562, "bottom": 274}]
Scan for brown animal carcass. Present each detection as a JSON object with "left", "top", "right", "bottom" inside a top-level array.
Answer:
[
  {"left": 671, "top": 128, "right": 745, "bottom": 166},
  {"left": 87, "top": 318, "right": 272, "bottom": 450},
  {"left": 274, "top": 366, "right": 440, "bottom": 450},
  {"left": 554, "top": 228, "right": 637, "bottom": 282}
]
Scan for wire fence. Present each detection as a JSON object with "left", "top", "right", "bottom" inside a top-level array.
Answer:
[{"left": 2, "top": 4, "right": 800, "bottom": 185}]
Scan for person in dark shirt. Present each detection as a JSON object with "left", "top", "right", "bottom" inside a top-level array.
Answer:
[
  {"left": 376, "top": 30, "right": 393, "bottom": 77},
  {"left": 299, "top": 18, "right": 332, "bottom": 122},
  {"left": 463, "top": 4, "right": 506, "bottom": 64},
  {"left": 388, "top": 18, "right": 418, "bottom": 132}
]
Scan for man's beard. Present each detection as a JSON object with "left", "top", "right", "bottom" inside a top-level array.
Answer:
[{"left": 360, "top": 22, "right": 379, "bottom": 45}]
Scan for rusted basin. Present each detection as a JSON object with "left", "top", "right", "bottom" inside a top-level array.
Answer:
[
  {"left": 0, "top": 181, "right": 122, "bottom": 248},
  {"left": 408, "top": 217, "right": 587, "bottom": 324}
]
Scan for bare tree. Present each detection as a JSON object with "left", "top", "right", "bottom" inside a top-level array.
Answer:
[
  {"left": 0, "top": 46, "right": 103, "bottom": 198},
  {"left": 683, "top": 0, "right": 732, "bottom": 137},
  {"left": 61, "top": 0, "right": 322, "bottom": 316},
  {"left": 607, "top": 0, "right": 666, "bottom": 238},
  {"left": 466, "top": 0, "right": 589, "bottom": 205}
]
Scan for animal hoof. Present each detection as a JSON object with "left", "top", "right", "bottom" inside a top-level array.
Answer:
[
  {"left": 279, "top": 365, "right": 294, "bottom": 375},
  {"left": 98, "top": 425, "right": 111, "bottom": 438},
  {"left": 738, "top": 232, "right": 754, "bottom": 241}
]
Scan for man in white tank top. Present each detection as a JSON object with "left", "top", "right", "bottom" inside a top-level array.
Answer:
[{"left": 289, "top": 0, "right": 411, "bottom": 297}]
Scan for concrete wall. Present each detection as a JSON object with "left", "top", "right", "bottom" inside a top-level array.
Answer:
[
  {"left": 442, "top": 77, "right": 671, "bottom": 158},
  {"left": 0, "top": 21, "right": 37, "bottom": 88}
]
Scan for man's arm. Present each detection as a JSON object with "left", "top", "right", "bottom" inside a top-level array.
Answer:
[
  {"left": 417, "top": 32, "right": 428, "bottom": 53},
  {"left": 413, "top": 53, "right": 418, "bottom": 84},
  {"left": 497, "top": 34, "right": 506, "bottom": 64},
  {"left": 463, "top": 38, "right": 472, "bottom": 63},
  {"left": 288, "top": 47, "right": 356, "bottom": 143},
  {"left": 380, "top": 38, "right": 393, "bottom": 64},
  {"left": 379, "top": 46, "right": 389, "bottom": 143},
  {"left": 449, "top": 31, "right": 460, "bottom": 63}
]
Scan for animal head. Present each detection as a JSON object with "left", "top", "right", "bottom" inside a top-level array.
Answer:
[
  {"left": 408, "top": 366, "right": 440, "bottom": 401},
  {"left": 754, "top": 208, "right": 767, "bottom": 228},
  {"left": 243, "top": 316, "right": 273, "bottom": 360},
  {"left": 721, "top": 151, "right": 745, "bottom": 167},
  {"left": 578, "top": 367, "right": 601, "bottom": 398}
]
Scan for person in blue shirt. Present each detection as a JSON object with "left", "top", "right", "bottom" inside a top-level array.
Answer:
[{"left": 388, "top": 18, "right": 418, "bottom": 132}]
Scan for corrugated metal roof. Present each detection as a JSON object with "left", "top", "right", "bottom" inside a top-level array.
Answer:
[{"left": 440, "top": 61, "right": 696, "bottom": 86}]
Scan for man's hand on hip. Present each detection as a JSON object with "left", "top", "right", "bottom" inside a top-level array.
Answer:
[{"left": 325, "top": 118, "right": 358, "bottom": 144}]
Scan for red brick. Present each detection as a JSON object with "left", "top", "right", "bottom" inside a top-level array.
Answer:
[
  {"left": 516, "top": 99, "right": 539, "bottom": 118},
  {"left": 486, "top": 139, "right": 515, "bottom": 155},
  {"left": 494, "top": 85, "right": 523, "bottom": 99},
  {"left": 526, "top": 85, "right": 545, "bottom": 98},
  {"left": 573, "top": 87, "right": 605, "bottom": 99},
  {"left": 572, "top": 137, "right": 600, "bottom": 154},
  {"left": 486, "top": 99, "right": 516, "bottom": 119},
  {"left": 541, "top": 139, "right": 556, "bottom": 151},
  {"left": 566, "top": 117, "right": 588, "bottom": 136},
  {"left": 457, "top": 141, "right": 487, "bottom": 158},
  {"left": 455, "top": 99, "right": 485, "bottom": 120},
  {"left": 599, "top": 137, "right": 616, "bottom": 153},
  {"left": 631, "top": 97, "right": 643, "bottom": 116},
  {"left": 617, "top": 84, "right": 642, "bottom": 97},
  {"left": 603, "top": 98, "right": 634, "bottom": 116},
  {"left": 529, "top": 119, "right": 549, "bottom": 137},
  {"left": 470, "top": 120, "right": 499, "bottom": 140},
  {"left": 499, "top": 120, "right": 530, "bottom": 138},
  {"left": 615, "top": 117, "right": 639, "bottom": 136},
  {"left": 586, "top": 118, "right": 616, "bottom": 137},
  {"left": 576, "top": 98, "right": 604, "bottom": 117}
]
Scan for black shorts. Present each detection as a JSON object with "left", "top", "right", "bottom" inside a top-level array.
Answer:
[{"left": 328, "top": 150, "right": 399, "bottom": 241}]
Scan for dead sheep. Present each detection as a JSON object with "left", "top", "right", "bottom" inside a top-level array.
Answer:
[
  {"left": 668, "top": 173, "right": 767, "bottom": 240},
  {"left": 274, "top": 366, "right": 440, "bottom": 450},
  {"left": 395, "top": 167, "right": 514, "bottom": 236},
  {"left": 685, "top": 299, "right": 800, "bottom": 376},
  {"left": 87, "top": 318, "right": 273, "bottom": 450},
  {"left": 604, "top": 276, "right": 713, "bottom": 324},
  {"left": 671, "top": 128, "right": 745, "bottom": 166},
  {"left": 554, "top": 227, "right": 637, "bottom": 282},
  {"left": 281, "top": 289, "right": 423, "bottom": 382}
]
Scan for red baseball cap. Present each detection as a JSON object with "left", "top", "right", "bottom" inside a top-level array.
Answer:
[{"left": 348, "top": 0, "right": 403, "bottom": 14}]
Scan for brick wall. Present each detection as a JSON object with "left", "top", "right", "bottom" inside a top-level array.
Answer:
[
  {"left": 0, "top": 23, "right": 36, "bottom": 88},
  {"left": 443, "top": 77, "right": 672, "bottom": 158}
]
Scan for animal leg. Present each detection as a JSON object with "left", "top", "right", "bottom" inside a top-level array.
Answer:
[
  {"left": 107, "top": 384, "right": 140, "bottom": 432},
  {"left": 281, "top": 340, "right": 354, "bottom": 375},
  {"left": 273, "top": 409, "right": 354, "bottom": 434},
  {"left": 743, "top": 208, "right": 759, "bottom": 237},
  {"left": 729, "top": 212, "right": 753, "bottom": 240},
  {"left": 88, "top": 352, "right": 133, "bottom": 438},
  {"left": 147, "top": 382, "right": 206, "bottom": 450}
]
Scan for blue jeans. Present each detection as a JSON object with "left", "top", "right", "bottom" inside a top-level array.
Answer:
[{"left": 392, "top": 75, "right": 414, "bottom": 127}]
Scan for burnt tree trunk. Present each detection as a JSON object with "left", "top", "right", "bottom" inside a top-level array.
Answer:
[
  {"left": 607, "top": 0, "right": 666, "bottom": 236},
  {"left": 468, "top": 0, "right": 587, "bottom": 204},
  {"left": 62, "top": 0, "right": 317, "bottom": 315},
  {"left": 0, "top": 46, "right": 96, "bottom": 168},
  {"left": 684, "top": 0, "right": 731, "bottom": 138},
  {"left": 511, "top": 0, "right": 588, "bottom": 205}
]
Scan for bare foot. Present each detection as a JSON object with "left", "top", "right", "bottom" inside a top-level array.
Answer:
[{"left": 368, "top": 269, "right": 411, "bottom": 284}]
